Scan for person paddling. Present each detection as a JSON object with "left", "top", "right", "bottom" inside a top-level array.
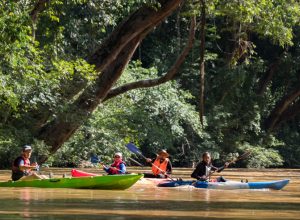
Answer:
[
  {"left": 144, "top": 149, "right": 172, "bottom": 178},
  {"left": 11, "top": 145, "right": 48, "bottom": 181},
  {"left": 101, "top": 152, "right": 126, "bottom": 175},
  {"left": 191, "top": 152, "right": 229, "bottom": 182}
]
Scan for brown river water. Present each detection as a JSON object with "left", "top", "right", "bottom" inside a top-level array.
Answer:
[{"left": 0, "top": 167, "right": 299, "bottom": 219}]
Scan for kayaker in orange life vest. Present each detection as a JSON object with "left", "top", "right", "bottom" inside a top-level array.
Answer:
[
  {"left": 143, "top": 149, "right": 172, "bottom": 178},
  {"left": 101, "top": 152, "right": 126, "bottom": 175},
  {"left": 11, "top": 145, "right": 48, "bottom": 181},
  {"left": 191, "top": 152, "right": 229, "bottom": 182}
]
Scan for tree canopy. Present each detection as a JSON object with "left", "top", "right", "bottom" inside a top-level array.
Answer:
[{"left": 1, "top": 0, "right": 300, "bottom": 168}]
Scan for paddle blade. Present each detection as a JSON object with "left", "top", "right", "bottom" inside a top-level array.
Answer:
[{"left": 126, "top": 143, "right": 142, "bottom": 155}]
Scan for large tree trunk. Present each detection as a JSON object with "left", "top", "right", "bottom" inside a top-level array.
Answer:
[
  {"left": 37, "top": 34, "right": 144, "bottom": 161},
  {"left": 37, "top": 0, "right": 185, "bottom": 162},
  {"left": 27, "top": 0, "right": 184, "bottom": 133}
]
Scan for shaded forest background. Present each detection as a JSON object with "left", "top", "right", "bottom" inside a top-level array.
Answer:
[{"left": 1, "top": 0, "right": 300, "bottom": 168}]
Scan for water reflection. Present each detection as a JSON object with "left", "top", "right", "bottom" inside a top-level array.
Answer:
[{"left": 0, "top": 168, "right": 299, "bottom": 219}]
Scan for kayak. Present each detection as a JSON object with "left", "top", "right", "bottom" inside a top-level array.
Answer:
[
  {"left": 71, "top": 169, "right": 100, "bottom": 177},
  {"left": 157, "top": 179, "right": 290, "bottom": 190},
  {"left": 71, "top": 169, "right": 169, "bottom": 186},
  {"left": 0, "top": 174, "right": 143, "bottom": 190}
]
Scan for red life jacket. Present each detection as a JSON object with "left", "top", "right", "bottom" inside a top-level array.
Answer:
[
  {"left": 152, "top": 158, "right": 169, "bottom": 175},
  {"left": 12, "top": 156, "right": 31, "bottom": 173},
  {"left": 109, "top": 160, "right": 125, "bottom": 174}
]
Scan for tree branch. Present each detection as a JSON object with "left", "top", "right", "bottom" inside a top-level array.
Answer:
[
  {"left": 272, "top": 101, "right": 300, "bottom": 129},
  {"left": 104, "top": 17, "right": 196, "bottom": 102},
  {"left": 86, "top": 0, "right": 184, "bottom": 73},
  {"left": 256, "top": 54, "right": 284, "bottom": 95},
  {"left": 30, "top": 0, "right": 50, "bottom": 22},
  {"left": 265, "top": 86, "right": 300, "bottom": 132},
  {"left": 30, "top": 0, "right": 51, "bottom": 39}
]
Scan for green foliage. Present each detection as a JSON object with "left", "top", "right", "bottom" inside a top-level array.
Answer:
[
  {"left": 213, "top": 0, "right": 300, "bottom": 46},
  {"left": 246, "top": 146, "right": 283, "bottom": 168}
]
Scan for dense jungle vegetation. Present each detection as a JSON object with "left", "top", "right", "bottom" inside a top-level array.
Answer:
[{"left": 1, "top": 0, "right": 300, "bottom": 168}]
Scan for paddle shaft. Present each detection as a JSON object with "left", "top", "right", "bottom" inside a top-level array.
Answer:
[
  {"left": 208, "top": 151, "right": 251, "bottom": 179},
  {"left": 128, "top": 157, "right": 144, "bottom": 167}
]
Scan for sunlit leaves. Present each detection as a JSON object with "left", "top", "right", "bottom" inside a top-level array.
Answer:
[{"left": 214, "top": 0, "right": 300, "bottom": 46}]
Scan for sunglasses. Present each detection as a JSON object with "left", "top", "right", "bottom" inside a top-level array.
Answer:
[{"left": 114, "top": 156, "right": 120, "bottom": 158}]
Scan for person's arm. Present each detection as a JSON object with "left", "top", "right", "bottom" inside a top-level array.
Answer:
[
  {"left": 100, "top": 163, "right": 110, "bottom": 173},
  {"left": 216, "top": 162, "right": 229, "bottom": 173},
  {"left": 166, "top": 160, "right": 172, "bottom": 174},
  {"left": 146, "top": 158, "right": 154, "bottom": 165},
  {"left": 118, "top": 163, "right": 126, "bottom": 174},
  {"left": 18, "top": 161, "right": 37, "bottom": 171},
  {"left": 191, "top": 163, "right": 207, "bottom": 181}
]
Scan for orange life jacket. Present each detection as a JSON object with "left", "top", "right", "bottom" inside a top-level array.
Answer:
[{"left": 152, "top": 158, "right": 169, "bottom": 175}]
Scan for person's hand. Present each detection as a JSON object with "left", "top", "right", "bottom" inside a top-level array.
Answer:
[
  {"left": 146, "top": 158, "right": 152, "bottom": 163},
  {"left": 200, "top": 175, "right": 208, "bottom": 181},
  {"left": 31, "top": 162, "right": 39, "bottom": 170},
  {"left": 224, "top": 162, "right": 230, "bottom": 168}
]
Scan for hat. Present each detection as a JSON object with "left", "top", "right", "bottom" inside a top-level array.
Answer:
[
  {"left": 158, "top": 149, "right": 169, "bottom": 157},
  {"left": 114, "top": 152, "right": 122, "bottom": 158},
  {"left": 22, "top": 145, "right": 32, "bottom": 151}
]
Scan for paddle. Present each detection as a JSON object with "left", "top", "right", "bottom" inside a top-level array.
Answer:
[
  {"left": 208, "top": 150, "right": 251, "bottom": 178},
  {"left": 126, "top": 143, "right": 176, "bottom": 181},
  {"left": 128, "top": 157, "right": 144, "bottom": 167}
]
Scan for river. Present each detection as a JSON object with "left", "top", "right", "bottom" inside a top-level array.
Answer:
[{"left": 0, "top": 167, "right": 299, "bottom": 219}]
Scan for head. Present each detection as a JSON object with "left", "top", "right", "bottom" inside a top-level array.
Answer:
[
  {"left": 157, "top": 149, "right": 169, "bottom": 160},
  {"left": 202, "top": 152, "right": 211, "bottom": 164},
  {"left": 114, "top": 152, "right": 122, "bottom": 161},
  {"left": 22, "top": 145, "right": 32, "bottom": 159}
]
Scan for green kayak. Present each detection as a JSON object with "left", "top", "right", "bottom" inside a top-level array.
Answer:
[{"left": 0, "top": 174, "right": 143, "bottom": 190}]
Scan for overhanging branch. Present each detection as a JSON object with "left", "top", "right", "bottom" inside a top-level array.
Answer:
[
  {"left": 272, "top": 101, "right": 300, "bottom": 129},
  {"left": 265, "top": 86, "right": 300, "bottom": 131},
  {"left": 104, "top": 17, "right": 196, "bottom": 102}
]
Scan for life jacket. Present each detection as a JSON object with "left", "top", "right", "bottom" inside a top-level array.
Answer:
[
  {"left": 152, "top": 158, "right": 169, "bottom": 175},
  {"left": 12, "top": 156, "right": 31, "bottom": 173},
  {"left": 11, "top": 156, "right": 31, "bottom": 181},
  {"left": 108, "top": 160, "right": 125, "bottom": 175}
]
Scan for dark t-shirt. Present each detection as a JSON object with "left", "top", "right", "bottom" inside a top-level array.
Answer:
[{"left": 191, "top": 161, "right": 224, "bottom": 181}]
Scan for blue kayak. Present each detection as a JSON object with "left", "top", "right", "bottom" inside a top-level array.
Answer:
[{"left": 157, "top": 179, "right": 289, "bottom": 190}]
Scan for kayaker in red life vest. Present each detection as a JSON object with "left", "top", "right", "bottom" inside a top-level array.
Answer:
[
  {"left": 144, "top": 149, "right": 172, "bottom": 178},
  {"left": 101, "top": 152, "right": 126, "bottom": 175},
  {"left": 191, "top": 152, "right": 229, "bottom": 182},
  {"left": 11, "top": 145, "right": 48, "bottom": 181}
]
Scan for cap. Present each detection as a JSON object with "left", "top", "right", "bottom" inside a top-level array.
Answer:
[
  {"left": 22, "top": 145, "right": 32, "bottom": 151},
  {"left": 114, "top": 152, "right": 122, "bottom": 158},
  {"left": 157, "top": 149, "right": 169, "bottom": 157}
]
